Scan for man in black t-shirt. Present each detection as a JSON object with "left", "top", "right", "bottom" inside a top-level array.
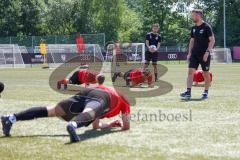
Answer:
[
  {"left": 181, "top": 9, "right": 215, "bottom": 99},
  {"left": 144, "top": 23, "right": 161, "bottom": 82}
]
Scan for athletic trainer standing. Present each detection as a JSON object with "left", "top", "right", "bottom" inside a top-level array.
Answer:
[
  {"left": 144, "top": 23, "right": 161, "bottom": 82},
  {"left": 181, "top": 9, "right": 215, "bottom": 99}
]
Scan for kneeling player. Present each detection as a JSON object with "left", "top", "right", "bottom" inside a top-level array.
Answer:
[
  {"left": 193, "top": 70, "right": 213, "bottom": 86},
  {"left": 58, "top": 70, "right": 98, "bottom": 89},
  {"left": 112, "top": 68, "right": 153, "bottom": 88},
  {"left": 1, "top": 75, "right": 130, "bottom": 143}
]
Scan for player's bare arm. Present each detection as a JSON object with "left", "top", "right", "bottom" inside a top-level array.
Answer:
[
  {"left": 92, "top": 113, "right": 130, "bottom": 130},
  {"left": 146, "top": 39, "right": 152, "bottom": 52},
  {"left": 203, "top": 35, "right": 215, "bottom": 62},
  {"left": 188, "top": 38, "right": 194, "bottom": 60},
  {"left": 121, "top": 113, "right": 130, "bottom": 130},
  {"left": 157, "top": 42, "right": 161, "bottom": 51},
  {"left": 92, "top": 119, "right": 120, "bottom": 129}
]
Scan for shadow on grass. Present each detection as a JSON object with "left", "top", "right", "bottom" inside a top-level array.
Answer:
[
  {"left": 65, "top": 128, "right": 123, "bottom": 145},
  {"left": 0, "top": 128, "right": 123, "bottom": 144},
  {"left": 180, "top": 98, "right": 206, "bottom": 102}
]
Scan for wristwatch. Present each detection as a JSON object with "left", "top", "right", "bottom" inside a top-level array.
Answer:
[{"left": 206, "top": 50, "right": 211, "bottom": 54}]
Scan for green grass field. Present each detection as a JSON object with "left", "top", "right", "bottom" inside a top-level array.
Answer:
[{"left": 0, "top": 63, "right": 240, "bottom": 160}]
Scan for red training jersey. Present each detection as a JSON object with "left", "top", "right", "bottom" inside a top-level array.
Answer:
[
  {"left": 75, "top": 36, "right": 85, "bottom": 53},
  {"left": 194, "top": 70, "right": 213, "bottom": 83},
  {"left": 78, "top": 70, "right": 97, "bottom": 84},
  {"left": 129, "top": 69, "right": 153, "bottom": 85},
  {"left": 97, "top": 85, "right": 130, "bottom": 119}
]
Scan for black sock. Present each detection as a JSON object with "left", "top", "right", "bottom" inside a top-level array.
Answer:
[
  {"left": 126, "top": 80, "right": 130, "bottom": 86},
  {"left": 187, "top": 88, "right": 191, "bottom": 94},
  {"left": 15, "top": 107, "right": 48, "bottom": 121},
  {"left": 154, "top": 73, "right": 158, "bottom": 81},
  {"left": 74, "top": 112, "right": 95, "bottom": 128}
]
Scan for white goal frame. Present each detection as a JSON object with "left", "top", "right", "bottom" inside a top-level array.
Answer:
[
  {"left": 106, "top": 43, "right": 145, "bottom": 63},
  {"left": 34, "top": 44, "right": 104, "bottom": 65},
  {"left": 0, "top": 44, "right": 25, "bottom": 68},
  {"left": 212, "top": 48, "right": 232, "bottom": 64}
]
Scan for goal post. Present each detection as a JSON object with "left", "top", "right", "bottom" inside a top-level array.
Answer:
[
  {"left": 0, "top": 44, "right": 25, "bottom": 68},
  {"left": 106, "top": 43, "right": 145, "bottom": 74},
  {"left": 106, "top": 43, "right": 145, "bottom": 63},
  {"left": 212, "top": 48, "right": 232, "bottom": 63},
  {"left": 34, "top": 44, "right": 104, "bottom": 66}
]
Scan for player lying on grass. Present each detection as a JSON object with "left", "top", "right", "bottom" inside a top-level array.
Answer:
[
  {"left": 112, "top": 68, "right": 154, "bottom": 88},
  {"left": 1, "top": 75, "right": 130, "bottom": 143},
  {"left": 193, "top": 70, "right": 213, "bottom": 86},
  {"left": 57, "top": 69, "right": 98, "bottom": 89}
]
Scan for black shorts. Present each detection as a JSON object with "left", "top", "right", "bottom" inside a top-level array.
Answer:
[
  {"left": 69, "top": 71, "right": 82, "bottom": 85},
  {"left": 124, "top": 69, "right": 133, "bottom": 86},
  {"left": 189, "top": 54, "right": 211, "bottom": 71},
  {"left": 124, "top": 69, "right": 133, "bottom": 80},
  {"left": 145, "top": 51, "right": 158, "bottom": 65},
  {"left": 55, "top": 95, "right": 108, "bottom": 122}
]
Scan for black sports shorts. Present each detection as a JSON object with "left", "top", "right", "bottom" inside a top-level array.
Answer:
[
  {"left": 123, "top": 69, "right": 134, "bottom": 86},
  {"left": 145, "top": 51, "right": 158, "bottom": 65},
  {"left": 189, "top": 54, "right": 211, "bottom": 71},
  {"left": 123, "top": 69, "right": 134, "bottom": 80},
  {"left": 69, "top": 71, "right": 82, "bottom": 85},
  {"left": 55, "top": 95, "right": 109, "bottom": 122}
]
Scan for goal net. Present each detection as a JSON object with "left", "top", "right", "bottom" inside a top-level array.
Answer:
[
  {"left": 106, "top": 43, "right": 145, "bottom": 74},
  {"left": 212, "top": 48, "right": 232, "bottom": 63},
  {"left": 34, "top": 44, "right": 104, "bottom": 65},
  {"left": 106, "top": 43, "right": 145, "bottom": 62},
  {"left": 0, "top": 44, "right": 25, "bottom": 68}
]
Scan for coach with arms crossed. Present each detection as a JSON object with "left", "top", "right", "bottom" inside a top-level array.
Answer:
[
  {"left": 181, "top": 9, "right": 215, "bottom": 99},
  {"left": 144, "top": 23, "right": 161, "bottom": 82}
]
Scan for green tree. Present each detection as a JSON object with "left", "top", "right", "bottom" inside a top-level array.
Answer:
[
  {"left": 91, "top": 0, "right": 124, "bottom": 42},
  {"left": 73, "top": 0, "right": 95, "bottom": 33},
  {"left": 118, "top": 4, "right": 143, "bottom": 42},
  {"left": 140, "top": 0, "right": 191, "bottom": 45},
  {"left": 198, "top": 0, "right": 240, "bottom": 47},
  {"left": 0, "top": 0, "right": 22, "bottom": 36},
  {"left": 19, "top": 0, "right": 42, "bottom": 35},
  {"left": 45, "top": 0, "right": 76, "bottom": 34}
]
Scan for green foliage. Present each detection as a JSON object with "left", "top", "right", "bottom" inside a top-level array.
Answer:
[
  {"left": 0, "top": 0, "right": 239, "bottom": 46},
  {"left": 44, "top": 0, "right": 76, "bottom": 34},
  {"left": 91, "top": 0, "right": 124, "bottom": 41},
  {"left": 193, "top": 0, "right": 240, "bottom": 47},
  {"left": 118, "top": 4, "right": 143, "bottom": 42},
  {"left": 0, "top": 0, "right": 22, "bottom": 36}
]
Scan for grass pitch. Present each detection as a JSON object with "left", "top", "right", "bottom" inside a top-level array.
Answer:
[{"left": 0, "top": 63, "right": 240, "bottom": 160}]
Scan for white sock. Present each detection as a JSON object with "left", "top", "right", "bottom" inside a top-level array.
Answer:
[
  {"left": 8, "top": 115, "right": 17, "bottom": 123},
  {"left": 69, "top": 121, "right": 77, "bottom": 129}
]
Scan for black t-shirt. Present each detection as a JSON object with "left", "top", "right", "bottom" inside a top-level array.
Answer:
[
  {"left": 146, "top": 32, "right": 161, "bottom": 50},
  {"left": 76, "top": 88, "right": 110, "bottom": 108},
  {"left": 191, "top": 22, "right": 213, "bottom": 56}
]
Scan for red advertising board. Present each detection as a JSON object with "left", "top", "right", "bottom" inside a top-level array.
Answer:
[{"left": 233, "top": 47, "right": 240, "bottom": 60}]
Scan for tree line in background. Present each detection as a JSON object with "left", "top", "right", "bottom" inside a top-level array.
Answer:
[{"left": 0, "top": 0, "right": 239, "bottom": 47}]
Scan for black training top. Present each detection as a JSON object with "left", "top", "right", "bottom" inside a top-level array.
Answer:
[
  {"left": 146, "top": 32, "right": 161, "bottom": 49},
  {"left": 76, "top": 88, "right": 110, "bottom": 108},
  {"left": 191, "top": 22, "right": 213, "bottom": 56}
]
